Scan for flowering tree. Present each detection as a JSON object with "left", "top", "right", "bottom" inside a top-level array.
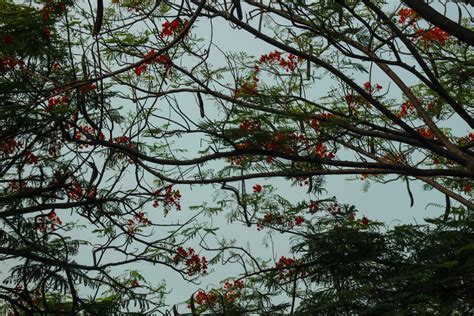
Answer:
[{"left": 1, "top": 0, "right": 473, "bottom": 314}]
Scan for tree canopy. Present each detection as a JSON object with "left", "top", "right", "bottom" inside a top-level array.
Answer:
[{"left": 0, "top": 0, "right": 473, "bottom": 314}]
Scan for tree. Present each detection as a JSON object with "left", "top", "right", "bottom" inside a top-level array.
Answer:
[{"left": 0, "top": 0, "right": 473, "bottom": 314}]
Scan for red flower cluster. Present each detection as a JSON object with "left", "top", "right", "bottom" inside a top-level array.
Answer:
[
  {"left": 8, "top": 180, "right": 27, "bottom": 192},
  {"left": 294, "top": 216, "right": 305, "bottom": 226},
  {"left": 66, "top": 181, "right": 83, "bottom": 201},
  {"left": 396, "top": 100, "right": 414, "bottom": 118},
  {"left": 41, "top": 0, "right": 67, "bottom": 21},
  {"left": 173, "top": 246, "right": 207, "bottom": 276},
  {"left": 361, "top": 216, "right": 369, "bottom": 225},
  {"left": 79, "top": 83, "right": 97, "bottom": 95},
  {"left": 398, "top": 7, "right": 451, "bottom": 47},
  {"left": 259, "top": 50, "right": 281, "bottom": 63},
  {"left": 3, "top": 34, "right": 13, "bottom": 44},
  {"left": 417, "top": 127, "right": 434, "bottom": 138},
  {"left": 65, "top": 180, "right": 96, "bottom": 201},
  {"left": 46, "top": 94, "right": 69, "bottom": 112},
  {"left": 114, "top": 136, "right": 129, "bottom": 143},
  {"left": 456, "top": 132, "right": 474, "bottom": 146},
  {"left": 135, "top": 211, "right": 151, "bottom": 225},
  {"left": 275, "top": 256, "right": 298, "bottom": 279},
  {"left": 224, "top": 278, "right": 244, "bottom": 290},
  {"left": 134, "top": 50, "right": 172, "bottom": 76},
  {"left": 286, "top": 215, "right": 306, "bottom": 229},
  {"left": 240, "top": 118, "right": 261, "bottom": 132},
  {"left": 234, "top": 81, "right": 258, "bottom": 98},
  {"left": 25, "top": 151, "right": 38, "bottom": 165},
  {"left": 398, "top": 8, "right": 419, "bottom": 25},
  {"left": 235, "top": 65, "right": 261, "bottom": 98},
  {"left": 465, "top": 183, "right": 472, "bottom": 193},
  {"left": 314, "top": 142, "right": 335, "bottom": 159},
  {"left": 223, "top": 279, "right": 245, "bottom": 304},
  {"left": 153, "top": 185, "right": 182, "bottom": 210},
  {"left": 38, "top": 210, "right": 63, "bottom": 233},
  {"left": 309, "top": 201, "right": 318, "bottom": 213},
  {"left": 127, "top": 211, "right": 151, "bottom": 234},
  {"left": 74, "top": 125, "right": 105, "bottom": 148},
  {"left": 344, "top": 94, "right": 353, "bottom": 103},
  {"left": 113, "top": 135, "right": 135, "bottom": 151},
  {"left": 252, "top": 184, "right": 262, "bottom": 193},
  {"left": 193, "top": 290, "right": 215, "bottom": 307},
  {"left": 415, "top": 27, "right": 451, "bottom": 47},
  {"left": 363, "top": 81, "right": 382, "bottom": 93},
  {"left": 161, "top": 19, "right": 181, "bottom": 37},
  {"left": 188, "top": 279, "right": 245, "bottom": 311},
  {"left": 326, "top": 202, "right": 341, "bottom": 214},
  {"left": 259, "top": 51, "right": 302, "bottom": 72},
  {"left": 42, "top": 27, "right": 51, "bottom": 38},
  {"left": 257, "top": 213, "right": 305, "bottom": 230},
  {"left": 276, "top": 256, "right": 295, "bottom": 268},
  {"left": 230, "top": 116, "right": 335, "bottom": 166},
  {"left": 2, "top": 138, "right": 23, "bottom": 155},
  {"left": 161, "top": 18, "right": 188, "bottom": 37},
  {"left": 1, "top": 57, "right": 25, "bottom": 73},
  {"left": 309, "top": 118, "right": 320, "bottom": 132},
  {"left": 256, "top": 212, "right": 279, "bottom": 230},
  {"left": 44, "top": 142, "right": 59, "bottom": 162}
]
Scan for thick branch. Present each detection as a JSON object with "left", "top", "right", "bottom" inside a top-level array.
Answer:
[{"left": 402, "top": 0, "right": 474, "bottom": 46}]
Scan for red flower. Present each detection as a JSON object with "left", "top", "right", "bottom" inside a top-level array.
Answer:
[
  {"left": 344, "top": 94, "right": 353, "bottom": 104},
  {"left": 309, "top": 201, "right": 318, "bottom": 213},
  {"left": 173, "top": 246, "right": 207, "bottom": 275},
  {"left": 2, "top": 138, "right": 22, "bottom": 155},
  {"left": 67, "top": 181, "right": 83, "bottom": 200},
  {"left": 309, "top": 118, "right": 320, "bottom": 132},
  {"left": 155, "top": 185, "right": 182, "bottom": 210},
  {"left": 25, "top": 151, "right": 38, "bottom": 165},
  {"left": 363, "top": 81, "right": 372, "bottom": 92},
  {"left": 134, "top": 50, "right": 172, "bottom": 76},
  {"left": 80, "top": 83, "right": 96, "bottom": 94},
  {"left": 361, "top": 216, "right": 369, "bottom": 225},
  {"left": 3, "top": 34, "right": 13, "bottom": 44},
  {"left": 252, "top": 184, "right": 262, "bottom": 193},
  {"left": 134, "top": 64, "right": 147, "bottom": 76},
  {"left": 417, "top": 128, "right": 434, "bottom": 138},
  {"left": 396, "top": 101, "right": 414, "bottom": 118},
  {"left": 416, "top": 27, "right": 450, "bottom": 47},
  {"left": 42, "top": 7, "right": 50, "bottom": 21},
  {"left": 465, "top": 183, "right": 471, "bottom": 193},
  {"left": 194, "top": 290, "right": 207, "bottom": 305},
  {"left": 258, "top": 50, "right": 299, "bottom": 72},
  {"left": 42, "top": 27, "right": 51, "bottom": 38},
  {"left": 161, "top": 19, "right": 182, "bottom": 38},
  {"left": 375, "top": 83, "right": 382, "bottom": 91},
  {"left": 398, "top": 8, "right": 418, "bottom": 25},
  {"left": 294, "top": 216, "right": 305, "bottom": 226},
  {"left": 275, "top": 256, "right": 298, "bottom": 279}
]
